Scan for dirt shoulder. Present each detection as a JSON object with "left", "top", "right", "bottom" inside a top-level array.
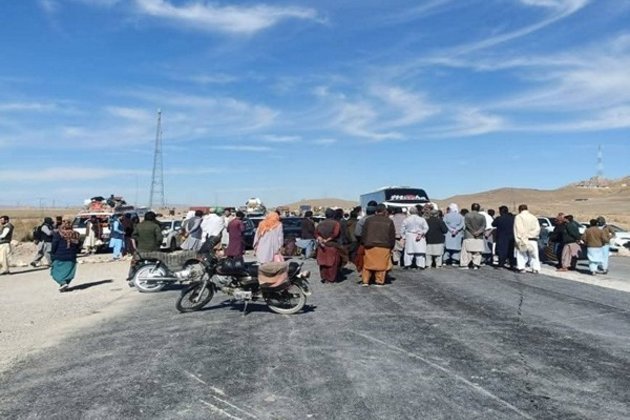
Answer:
[{"left": 0, "top": 258, "right": 142, "bottom": 373}]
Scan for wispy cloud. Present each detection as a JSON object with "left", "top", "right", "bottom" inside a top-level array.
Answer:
[
  {"left": 451, "top": 0, "right": 590, "bottom": 55},
  {"left": 133, "top": 0, "right": 320, "bottom": 35},
  {"left": 211, "top": 145, "right": 272, "bottom": 152},
  {"left": 260, "top": 134, "right": 301, "bottom": 143},
  {"left": 0, "top": 165, "right": 224, "bottom": 182}
]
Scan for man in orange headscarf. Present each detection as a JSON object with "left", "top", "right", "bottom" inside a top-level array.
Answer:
[{"left": 254, "top": 212, "right": 284, "bottom": 263}]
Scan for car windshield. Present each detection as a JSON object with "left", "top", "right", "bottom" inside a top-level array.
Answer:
[{"left": 160, "top": 222, "right": 172, "bottom": 230}]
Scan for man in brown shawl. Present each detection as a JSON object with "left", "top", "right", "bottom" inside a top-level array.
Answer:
[
  {"left": 316, "top": 208, "right": 342, "bottom": 283},
  {"left": 361, "top": 204, "right": 396, "bottom": 287}
]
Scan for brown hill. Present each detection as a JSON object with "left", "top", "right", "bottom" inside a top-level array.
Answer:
[
  {"left": 437, "top": 177, "right": 630, "bottom": 228},
  {"left": 282, "top": 198, "right": 358, "bottom": 211}
]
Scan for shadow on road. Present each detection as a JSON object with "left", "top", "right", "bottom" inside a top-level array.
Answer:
[
  {"left": 11, "top": 267, "right": 50, "bottom": 275},
  {"left": 67, "top": 279, "right": 114, "bottom": 291}
]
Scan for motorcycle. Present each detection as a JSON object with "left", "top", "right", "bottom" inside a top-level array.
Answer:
[
  {"left": 175, "top": 240, "right": 312, "bottom": 315},
  {"left": 129, "top": 248, "right": 206, "bottom": 293}
]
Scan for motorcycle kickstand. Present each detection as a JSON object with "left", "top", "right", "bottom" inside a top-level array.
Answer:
[{"left": 242, "top": 300, "right": 249, "bottom": 316}]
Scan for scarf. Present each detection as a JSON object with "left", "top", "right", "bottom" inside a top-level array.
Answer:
[
  {"left": 59, "top": 220, "right": 80, "bottom": 246},
  {"left": 257, "top": 212, "right": 281, "bottom": 237}
]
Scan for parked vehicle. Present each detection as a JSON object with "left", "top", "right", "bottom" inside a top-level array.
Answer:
[
  {"left": 130, "top": 249, "right": 203, "bottom": 292},
  {"left": 360, "top": 186, "right": 435, "bottom": 212},
  {"left": 159, "top": 219, "right": 183, "bottom": 251},
  {"left": 607, "top": 224, "right": 630, "bottom": 251},
  {"left": 72, "top": 208, "right": 138, "bottom": 251},
  {"left": 537, "top": 216, "right": 558, "bottom": 233},
  {"left": 175, "top": 239, "right": 311, "bottom": 315}
]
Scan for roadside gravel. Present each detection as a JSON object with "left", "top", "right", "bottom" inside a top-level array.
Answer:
[{"left": 0, "top": 257, "right": 143, "bottom": 373}]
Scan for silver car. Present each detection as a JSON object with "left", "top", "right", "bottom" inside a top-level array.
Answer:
[{"left": 159, "top": 219, "right": 183, "bottom": 251}]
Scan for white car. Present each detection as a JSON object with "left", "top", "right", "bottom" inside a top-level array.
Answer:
[
  {"left": 159, "top": 219, "right": 183, "bottom": 251},
  {"left": 607, "top": 224, "right": 630, "bottom": 251}
]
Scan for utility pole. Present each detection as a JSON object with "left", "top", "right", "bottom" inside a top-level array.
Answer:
[{"left": 149, "top": 109, "right": 165, "bottom": 209}]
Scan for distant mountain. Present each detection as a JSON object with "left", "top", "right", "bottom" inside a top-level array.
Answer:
[
  {"left": 436, "top": 176, "right": 630, "bottom": 228},
  {"left": 281, "top": 198, "right": 359, "bottom": 210}
]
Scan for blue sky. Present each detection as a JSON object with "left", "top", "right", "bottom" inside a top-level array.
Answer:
[{"left": 1, "top": 0, "right": 629, "bottom": 208}]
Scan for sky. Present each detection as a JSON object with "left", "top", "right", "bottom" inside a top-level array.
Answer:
[{"left": 1, "top": 0, "right": 630, "bottom": 208}]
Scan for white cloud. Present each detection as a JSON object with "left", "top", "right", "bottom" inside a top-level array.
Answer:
[
  {"left": 516, "top": 106, "right": 630, "bottom": 132},
  {"left": 133, "top": 0, "right": 320, "bottom": 35},
  {"left": 451, "top": 0, "right": 590, "bottom": 55},
  {"left": 370, "top": 85, "right": 439, "bottom": 128},
  {"left": 260, "top": 134, "right": 301, "bottom": 143},
  {"left": 211, "top": 145, "right": 272, "bottom": 152},
  {"left": 0, "top": 102, "right": 61, "bottom": 112}
]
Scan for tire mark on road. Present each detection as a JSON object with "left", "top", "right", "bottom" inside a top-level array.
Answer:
[
  {"left": 351, "top": 331, "right": 535, "bottom": 420},
  {"left": 200, "top": 399, "right": 243, "bottom": 420},
  {"left": 185, "top": 370, "right": 259, "bottom": 419}
]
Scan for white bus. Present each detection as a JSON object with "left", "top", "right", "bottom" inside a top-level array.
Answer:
[{"left": 360, "top": 186, "right": 436, "bottom": 212}]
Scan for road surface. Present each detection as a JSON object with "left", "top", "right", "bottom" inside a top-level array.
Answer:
[{"left": 1, "top": 261, "right": 629, "bottom": 419}]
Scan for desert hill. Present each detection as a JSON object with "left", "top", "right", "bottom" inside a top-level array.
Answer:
[
  {"left": 437, "top": 176, "right": 630, "bottom": 228},
  {"left": 282, "top": 198, "right": 359, "bottom": 211}
]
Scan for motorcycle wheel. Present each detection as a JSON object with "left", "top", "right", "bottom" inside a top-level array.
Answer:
[
  {"left": 266, "top": 284, "right": 306, "bottom": 315},
  {"left": 176, "top": 282, "right": 214, "bottom": 313},
  {"left": 133, "top": 264, "right": 167, "bottom": 293}
]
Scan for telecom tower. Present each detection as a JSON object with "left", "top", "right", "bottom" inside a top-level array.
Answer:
[
  {"left": 596, "top": 144, "right": 604, "bottom": 182},
  {"left": 149, "top": 109, "right": 165, "bottom": 209}
]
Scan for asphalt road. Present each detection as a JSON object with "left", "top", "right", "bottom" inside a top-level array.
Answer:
[{"left": 1, "top": 261, "right": 629, "bottom": 419}]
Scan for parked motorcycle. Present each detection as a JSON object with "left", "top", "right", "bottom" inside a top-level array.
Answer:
[
  {"left": 175, "top": 247, "right": 312, "bottom": 315},
  {"left": 129, "top": 248, "right": 209, "bottom": 293}
]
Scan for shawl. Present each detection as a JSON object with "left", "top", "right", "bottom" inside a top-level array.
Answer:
[
  {"left": 257, "top": 212, "right": 281, "bottom": 237},
  {"left": 448, "top": 203, "right": 459, "bottom": 213},
  {"left": 59, "top": 220, "right": 80, "bottom": 246}
]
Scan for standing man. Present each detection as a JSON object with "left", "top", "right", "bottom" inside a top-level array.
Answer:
[
  {"left": 31, "top": 217, "right": 54, "bottom": 267},
  {"left": 461, "top": 203, "right": 486, "bottom": 270},
  {"left": 83, "top": 215, "right": 103, "bottom": 254},
  {"left": 201, "top": 208, "right": 224, "bottom": 242},
  {"left": 558, "top": 215, "right": 582, "bottom": 272},
  {"left": 443, "top": 203, "right": 465, "bottom": 266},
  {"left": 401, "top": 206, "right": 429, "bottom": 269},
  {"left": 582, "top": 219, "right": 608, "bottom": 275},
  {"left": 297, "top": 211, "right": 317, "bottom": 259},
  {"left": 361, "top": 204, "right": 396, "bottom": 287},
  {"left": 226, "top": 211, "right": 246, "bottom": 261},
  {"left": 390, "top": 207, "right": 406, "bottom": 267},
  {"left": 597, "top": 216, "right": 615, "bottom": 275},
  {"left": 132, "top": 211, "right": 163, "bottom": 252},
  {"left": 492, "top": 206, "right": 516, "bottom": 269},
  {"left": 0, "top": 216, "right": 14, "bottom": 275},
  {"left": 221, "top": 208, "right": 234, "bottom": 249},
  {"left": 513, "top": 204, "right": 541, "bottom": 274},
  {"left": 315, "top": 209, "right": 342, "bottom": 283},
  {"left": 108, "top": 214, "right": 126, "bottom": 260},
  {"left": 354, "top": 201, "right": 378, "bottom": 273},
  {"left": 425, "top": 209, "right": 448, "bottom": 268}
]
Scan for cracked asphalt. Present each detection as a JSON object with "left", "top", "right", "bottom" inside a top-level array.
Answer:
[{"left": 1, "top": 260, "right": 629, "bottom": 419}]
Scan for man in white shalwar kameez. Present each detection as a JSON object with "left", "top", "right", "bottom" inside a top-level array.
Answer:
[
  {"left": 401, "top": 207, "right": 429, "bottom": 268},
  {"left": 513, "top": 204, "right": 541, "bottom": 273}
]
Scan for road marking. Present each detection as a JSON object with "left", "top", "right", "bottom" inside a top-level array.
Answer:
[
  {"left": 352, "top": 332, "right": 535, "bottom": 420},
  {"left": 200, "top": 399, "right": 243, "bottom": 420}
]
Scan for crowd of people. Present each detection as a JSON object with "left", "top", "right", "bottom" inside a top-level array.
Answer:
[
  {"left": 12, "top": 200, "right": 618, "bottom": 292},
  {"left": 280, "top": 202, "right": 616, "bottom": 286}
]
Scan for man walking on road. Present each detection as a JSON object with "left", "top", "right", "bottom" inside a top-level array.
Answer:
[
  {"left": 361, "top": 204, "right": 396, "bottom": 287},
  {"left": 30, "top": 217, "right": 54, "bottom": 267},
  {"left": 513, "top": 204, "right": 541, "bottom": 273}
]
